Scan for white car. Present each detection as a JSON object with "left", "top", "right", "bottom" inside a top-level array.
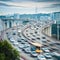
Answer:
[
  {"left": 8, "top": 35, "right": 12, "bottom": 39},
  {"left": 44, "top": 53, "right": 53, "bottom": 60},
  {"left": 30, "top": 51, "right": 38, "bottom": 57},
  {"left": 19, "top": 44, "right": 24, "bottom": 49},
  {"left": 13, "top": 41, "right": 19, "bottom": 46},
  {"left": 37, "top": 54, "right": 46, "bottom": 60},
  {"left": 10, "top": 38, "right": 15, "bottom": 42},
  {"left": 24, "top": 43, "right": 30, "bottom": 47},
  {"left": 42, "top": 48, "right": 50, "bottom": 52},
  {"left": 42, "top": 39, "right": 47, "bottom": 42},
  {"left": 51, "top": 52, "right": 60, "bottom": 57},
  {"left": 23, "top": 47, "right": 31, "bottom": 53}
]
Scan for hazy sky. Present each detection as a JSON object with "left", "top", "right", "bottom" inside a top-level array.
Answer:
[{"left": 0, "top": 0, "right": 60, "bottom": 15}]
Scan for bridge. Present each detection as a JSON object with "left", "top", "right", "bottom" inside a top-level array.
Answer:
[{"left": 1, "top": 18, "right": 37, "bottom": 29}]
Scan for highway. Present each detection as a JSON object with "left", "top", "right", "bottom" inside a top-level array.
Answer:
[{"left": 0, "top": 20, "right": 60, "bottom": 60}]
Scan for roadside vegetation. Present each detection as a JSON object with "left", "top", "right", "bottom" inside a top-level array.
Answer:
[{"left": 0, "top": 40, "right": 20, "bottom": 60}]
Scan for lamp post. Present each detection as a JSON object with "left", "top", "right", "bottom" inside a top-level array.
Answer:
[{"left": 57, "top": 24, "right": 59, "bottom": 40}]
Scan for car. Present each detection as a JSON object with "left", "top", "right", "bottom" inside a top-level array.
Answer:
[
  {"left": 13, "top": 41, "right": 19, "bottom": 46},
  {"left": 42, "top": 45, "right": 49, "bottom": 48},
  {"left": 22, "top": 44, "right": 30, "bottom": 51},
  {"left": 30, "top": 33, "right": 33, "bottom": 35},
  {"left": 44, "top": 53, "right": 53, "bottom": 60},
  {"left": 30, "top": 26, "right": 34, "bottom": 30},
  {"left": 36, "top": 37, "right": 40, "bottom": 40},
  {"left": 26, "top": 30, "right": 28, "bottom": 32},
  {"left": 42, "top": 48, "right": 50, "bottom": 52},
  {"left": 15, "top": 47, "right": 21, "bottom": 52},
  {"left": 31, "top": 38, "right": 35, "bottom": 40},
  {"left": 21, "top": 38, "right": 25, "bottom": 40},
  {"left": 42, "top": 38, "right": 47, "bottom": 42},
  {"left": 42, "top": 37, "right": 46, "bottom": 39},
  {"left": 21, "top": 40, "right": 28, "bottom": 44},
  {"left": 47, "top": 40, "right": 51, "bottom": 42},
  {"left": 37, "top": 54, "right": 46, "bottom": 60},
  {"left": 21, "top": 41, "right": 25, "bottom": 44},
  {"left": 49, "top": 43, "right": 55, "bottom": 46},
  {"left": 12, "top": 32, "right": 16, "bottom": 35},
  {"left": 36, "top": 25, "right": 40, "bottom": 27},
  {"left": 19, "top": 44, "right": 24, "bottom": 49},
  {"left": 6, "top": 32, "right": 8, "bottom": 34},
  {"left": 32, "top": 35, "right": 36, "bottom": 37},
  {"left": 17, "top": 40, "right": 21, "bottom": 42},
  {"left": 12, "top": 30, "right": 16, "bottom": 35},
  {"left": 31, "top": 46, "right": 36, "bottom": 51},
  {"left": 51, "top": 52, "right": 60, "bottom": 57},
  {"left": 24, "top": 43, "right": 30, "bottom": 47},
  {"left": 23, "top": 47, "right": 31, "bottom": 53},
  {"left": 12, "top": 28, "right": 14, "bottom": 30},
  {"left": 24, "top": 41, "right": 28, "bottom": 44},
  {"left": 10, "top": 38, "right": 15, "bottom": 42},
  {"left": 27, "top": 35, "right": 30, "bottom": 37},
  {"left": 54, "top": 42, "right": 60, "bottom": 45},
  {"left": 30, "top": 51, "right": 38, "bottom": 57},
  {"left": 36, "top": 28, "right": 39, "bottom": 30},
  {"left": 24, "top": 39, "right": 27, "bottom": 42},
  {"left": 35, "top": 31, "right": 37, "bottom": 34},
  {"left": 50, "top": 47, "right": 59, "bottom": 52},
  {"left": 7, "top": 35, "right": 12, "bottom": 39}
]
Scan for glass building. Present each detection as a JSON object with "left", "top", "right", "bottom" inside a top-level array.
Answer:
[{"left": 51, "top": 24, "right": 60, "bottom": 40}]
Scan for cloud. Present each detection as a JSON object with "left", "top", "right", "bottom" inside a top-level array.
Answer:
[
  {"left": 0, "top": 1, "right": 25, "bottom": 7},
  {"left": 0, "top": 3, "right": 9, "bottom": 6},
  {"left": 0, "top": 0, "right": 60, "bottom": 15},
  {"left": 0, "top": 1, "right": 60, "bottom": 9},
  {"left": 29, "top": 0, "right": 60, "bottom": 2},
  {"left": 42, "top": 4, "right": 60, "bottom": 9},
  {"left": 51, "top": 4, "right": 60, "bottom": 7},
  {"left": 0, "top": 0, "right": 11, "bottom": 1},
  {"left": 0, "top": 0, "right": 60, "bottom": 2}
]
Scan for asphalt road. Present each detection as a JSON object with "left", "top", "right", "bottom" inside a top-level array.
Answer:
[{"left": 0, "top": 21, "right": 60, "bottom": 60}]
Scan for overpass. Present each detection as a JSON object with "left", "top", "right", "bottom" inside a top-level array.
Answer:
[
  {"left": 1, "top": 19, "right": 24, "bottom": 29},
  {"left": 42, "top": 25, "right": 52, "bottom": 37},
  {"left": 1, "top": 18, "right": 37, "bottom": 29}
]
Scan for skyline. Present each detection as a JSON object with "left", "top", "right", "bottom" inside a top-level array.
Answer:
[{"left": 0, "top": 0, "right": 60, "bottom": 15}]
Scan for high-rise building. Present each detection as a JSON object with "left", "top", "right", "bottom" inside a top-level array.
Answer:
[
  {"left": 54, "top": 12, "right": 60, "bottom": 23},
  {"left": 51, "top": 24, "right": 60, "bottom": 40},
  {"left": 51, "top": 12, "right": 60, "bottom": 40}
]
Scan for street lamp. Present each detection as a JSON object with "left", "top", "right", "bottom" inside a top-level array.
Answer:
[{"left": 57, "top": 24, "right": 59, "bottom": 40}]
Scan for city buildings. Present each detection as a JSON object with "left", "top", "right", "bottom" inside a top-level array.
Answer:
[
  {"left": 51, "top": 12, "right": 60, "bottom": 40},
  {"left": 51, "top": 24, "right": 60, "bottom": 40}
]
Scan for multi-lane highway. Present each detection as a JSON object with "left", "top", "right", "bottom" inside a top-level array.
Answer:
[{"left": 0, "top": 20, "right": 60, "bottom": 60}]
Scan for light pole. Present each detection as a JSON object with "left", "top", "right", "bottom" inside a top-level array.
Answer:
[{"left": 57, "top": 24, "right": 59, "bottom": 40}]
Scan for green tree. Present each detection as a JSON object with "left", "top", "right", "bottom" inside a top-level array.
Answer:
[
  {"left": 0, "top": 53, "right": 5, "bottom": 60},
  {"left": 0, "top": 40, "right": 20, "bottom": 60}
]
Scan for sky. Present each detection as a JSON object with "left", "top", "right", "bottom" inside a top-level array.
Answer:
[{"left": 0, "top": 0, "right": 60, "bottom": 15}]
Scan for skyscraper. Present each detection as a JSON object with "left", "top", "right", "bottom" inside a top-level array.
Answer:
[{"left": 51, "top": 12, "right": 60, "bottom": 40}]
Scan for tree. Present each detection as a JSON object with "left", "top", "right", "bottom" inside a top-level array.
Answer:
[
  {"left": 0, "top": 40, "right": 20, "bottom": 60},
  {"left": 0, "top": 53, "right": 5, "bottom": 60}
]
